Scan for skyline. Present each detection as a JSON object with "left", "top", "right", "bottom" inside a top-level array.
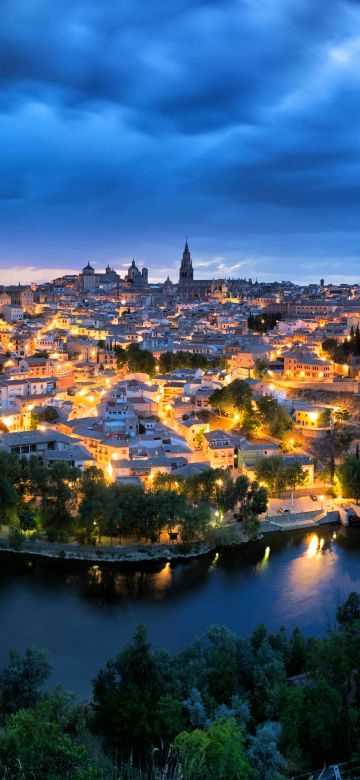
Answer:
[{"left": 1, "top": 0, "right": 360, "bottom": 285}]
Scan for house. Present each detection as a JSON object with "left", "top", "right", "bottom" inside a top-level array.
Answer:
[
  {"left": 203, "top": 429, "right": 235, "bottom": 470},
  {"left": 176, "top": 416, "right": 210, "bottom": 448},
  {"left": 235, "top": 436, "right": 281, "bottom": 469},
  {"left": 293, "top": 402, "right": 332, "bottom": 436},
  {"left": 0, "top": 429, "right": 93, "bottom": 469}
]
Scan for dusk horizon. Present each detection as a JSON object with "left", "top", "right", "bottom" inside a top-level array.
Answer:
[{"left": 1, "top": 0, "right": 360, "bottom": 286}]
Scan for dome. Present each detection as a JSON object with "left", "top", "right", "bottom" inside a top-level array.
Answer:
[{"left": 82, "top": 262, "right": 95, "bottom": 274}]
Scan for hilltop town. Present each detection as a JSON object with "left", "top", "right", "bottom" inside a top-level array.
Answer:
[{"left": 0, "top": 241, "right": 359, "bottom": 552}]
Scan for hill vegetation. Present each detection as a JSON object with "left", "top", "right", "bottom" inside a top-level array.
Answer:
[{"left": 1, "top": 593, "right": 360, "bottom": 778}]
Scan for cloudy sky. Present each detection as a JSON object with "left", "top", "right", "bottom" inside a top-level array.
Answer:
[{"left": 0, "top": 0, "right": 360, "bottom": 285}]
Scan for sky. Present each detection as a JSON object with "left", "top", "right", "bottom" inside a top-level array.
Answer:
[{"left": 0, "top": 0, "right": 360, "bottom": 286}]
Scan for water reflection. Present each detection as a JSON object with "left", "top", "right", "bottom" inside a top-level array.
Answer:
[
  {"left": 256, "top": 546, "right": 270, "bottom": 573},
  {"left": 307, "top": 534, "right": 320, "bottom": 557},
  {"left": 2, "top": 527, "right": 360, "bottom": 696},
  {"left": 284, "top": 532, "right": 339, "bottom": 623}
]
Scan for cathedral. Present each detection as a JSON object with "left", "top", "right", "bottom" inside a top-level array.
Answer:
[{"left": 178, "top": 240, "right": 227, "bottom": 299}]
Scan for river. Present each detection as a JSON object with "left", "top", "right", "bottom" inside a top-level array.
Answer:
[{"left": 0, "top": 526, "right": 359, "bottom": 698}]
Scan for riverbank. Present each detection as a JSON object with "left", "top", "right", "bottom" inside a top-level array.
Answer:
[
  {"left": 0, "top": 537, "right": 216, "bottom": 564},
  {"left": 0, "top": 510, "right": 340, "bottom": 564}
]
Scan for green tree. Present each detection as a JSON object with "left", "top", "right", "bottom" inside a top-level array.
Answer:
[
  {"left": 78, "top": 473, "right": 122, "bottom": 544},
  {"left": 125, "top": 343, "right": 156, "bottom": 375},
  {"left": 175, "top": 718, "right": 252, "bottom": 780},
  {"left": 30, "top": 406, "right": 59, "bottom": 429},
  {"left": 0, "top": 474, "right": 18, "bottom": 524},
  {"left": 18, "top": 507, "right": 40, "bottom": 533},
  {"left": 92, "top": 625, "right": 181, "bottom": 756},
  {"left": 336, "top": 592, "right": 360, "bottom": 627},
  {"left": 179, "top": 501, "right": 211, "bottom": 542},
  {"left": 0, "top": 701, "right": 91, "bottom": 780},
  {"left": 253, "top": 358, "right": 270, "bottom": 380},
  {"left": 334, "top": 407, "right": 350, "bottom": 424},
  {"left": 42, "top": 463, "right": 81, "bottom": 538},
  {"left": 0, "top": 647, "right": 51, "bottom": 721},
  {"left": 337, "top": 455, "right": 360, "bottom": 501},
  {"left": 257, "top": 396, "right": 293, "bottom": 439},
  {"left": 284, "top": 462, "right": 306, "bottom": 493},
  {"left": 209, "top": 379, "right": 253, "bottom": 425},
  {"left": 159, "top": 351, "right": 227, "bottom": 373},
  {"left": 254, "top": 456, "right": 287, "bottom": 497}
]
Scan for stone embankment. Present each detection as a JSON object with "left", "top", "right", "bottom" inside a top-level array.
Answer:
[{"left": 0, "top": 509, "right": 340, "bottom": 564}]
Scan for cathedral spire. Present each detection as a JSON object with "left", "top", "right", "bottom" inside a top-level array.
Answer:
[{"left": 179, "top": 238, "right": 193, "bottom": 284}]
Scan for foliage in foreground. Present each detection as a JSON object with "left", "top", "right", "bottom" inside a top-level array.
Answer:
[{"left": 1, "top": 593, "right": 360, "bottom": 777}]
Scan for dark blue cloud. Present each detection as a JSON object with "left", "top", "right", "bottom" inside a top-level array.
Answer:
[{"left": 0, "top": 0, "right": 359, "bottom": 283}]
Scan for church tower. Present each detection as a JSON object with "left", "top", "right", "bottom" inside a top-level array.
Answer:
[{"left": 179, "top": 239, "right": 193, "bottom": 283}]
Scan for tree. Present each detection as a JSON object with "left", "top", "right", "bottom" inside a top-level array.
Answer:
[
  {"left": 209, "top": 380, "right": 253, "bottom": 427},
  {"left": 0, "top": 474, "right": 18, "bottom": 524},
  {"left": 159, "top": 351, "right": 227, "bottom": 373},
  {"left": 321, "top": 337, "right": 344, "bottom": 362},
  {"left": 334, "top": 407, "right": 350, "bottom": 424},
  {"left": 194, "top": 429, "right": 206, "bottom": 449},
  {"left": 301, "top": 679, "right": 343, "bottom": 766},
  {"left": 0, "top": 647, "right": 51, "bottom": 721},
  {"left": 253, "top": 358, "right": 270, "bottom": 380},
  {"left": 179, "top": 501, "right": 211, "bottom": 542},
  {"left": 330, "top": 453, "right": 335, "bottom": 481},
  {"left": 337, "top": 455, "right": 360, "bottom": 501},
  {"left": 92, "top": 625, "right": 180, "bottom": 756},
  {"left": 78, "top": 474, "right": 123, "bottom": 544},
  {"left": 125, "top": 342, "right": 156, "bottom": 375},
  {"left": 114, "top": 344, "right": 127, "bottom": 370},
  {"left": 248, "top": 313, "right": 281, "bottom": 332},
  {"left": 175, "top": 718, "right": 252, "bottom": 780},
  {"left": 318, "top": 408, "right": 331, "bottom": 428},
  {"left": 42, "top": 462, "right": 81, "bottom": 537},
  {"left": 30, "top": 406, "right": 59, "bottom": 429},
  {"left": 257, "top": 396, "right": 293, "bottom": 439},
  {"left": 254, "top": 456, "right": 287, "bottom": 496},
  {"left": 336, "top": 592, "right": 360, "bottom": 627},
  {"left": 284, "top": 462, "right": 306, "bottom": 494},
  {"left": 0, "top": 697, "right": 92, "bottom": 780},
  {"left": 248, "top": 721, "right": 286, "bottom": 780},
  {"left": 18, "top": 507, "right": 40, "bottom": 533}
]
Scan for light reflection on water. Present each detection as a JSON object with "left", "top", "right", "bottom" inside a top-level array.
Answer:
[
  {"left": 276, "top": 532, "right": 344, "bottom": 625},
  {"left": 1, "top": 527, "right": 360, "bottom": 696},
  {"left": 256, "top": 545, "right": 270, "bottom": 573}
]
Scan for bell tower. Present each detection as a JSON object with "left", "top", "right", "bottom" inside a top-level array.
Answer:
[{"left": 179, "top": 239, "right": 193, "bottom": 283}]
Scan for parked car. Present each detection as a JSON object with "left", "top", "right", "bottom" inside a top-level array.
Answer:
[{"left": 278, "top": 507, "right": 290, "bottom": 514}]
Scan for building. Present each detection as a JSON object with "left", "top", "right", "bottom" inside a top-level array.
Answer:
[
  {"left": 283, "top": 350, "right": 333, "bottom": 381},
  {"left": 178, "top": 241, "right": 227, "bottom": 299},
  {"left": 203, "top": 429, "right": 235, "bottom": 470},
  {"left": 78, "top": 262, "right": 119, "bottom": 293},
  {"left": 3, "top": 285, "right": 34, "bottom": 310},
  {"left": 0, "top": 430, "right": 93, "bottom": 469},
  {"left": 126, "top": 259, "right": 148, "bottom": 285},
  {"left": 1, "top": 305, "right": 24, "bottom": 323}
]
